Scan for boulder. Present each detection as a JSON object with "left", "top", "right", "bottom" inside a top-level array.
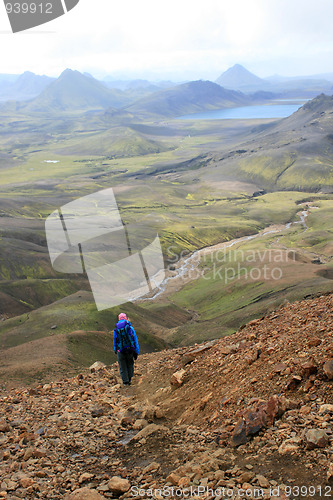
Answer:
[
  {"left": 232, "top": 395, "right": 283, "bottom": 446},
  {"left": 232, "top": 409, "right": 266, "bottom": 446}
]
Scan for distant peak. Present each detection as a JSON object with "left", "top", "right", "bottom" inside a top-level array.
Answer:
[
  {"left": 59, "top": 68, "right": 80, "bottom": 77},
  {"left": 216, "top": 64, "right": 267, "bottom": 90},
  {"left": 231, "top": 63, "right": 246, "bottom": 70}
]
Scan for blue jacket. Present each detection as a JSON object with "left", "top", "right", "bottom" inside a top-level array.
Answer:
[{"left": 113, "top": 320, "right": 139, "bottom": 354}]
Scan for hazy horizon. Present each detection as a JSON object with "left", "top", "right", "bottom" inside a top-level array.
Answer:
[
  {"left": 1, "top": 0, "right": 333, "bottom": 81},
  {"left": 2, "top": 64, "right": 333, "bottom": 85}
]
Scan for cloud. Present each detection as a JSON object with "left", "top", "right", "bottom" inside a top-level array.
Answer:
[{"left": 1, "top": 0, "right": 333, "bottom": 78}]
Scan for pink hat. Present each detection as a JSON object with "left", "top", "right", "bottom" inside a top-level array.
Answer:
[{"left": 118, "top": 313, "right": 127, "bottom": 321}]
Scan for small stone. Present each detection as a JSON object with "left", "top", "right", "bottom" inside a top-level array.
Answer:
[
  {"left": 301, "top": 362, "right": 317, "bottom": 378},
  {"left": 327, "top": 463, "right": 333, "bottom": 482},
  {"left": 308, "top": 337, "right": 321, "bottom": 347},
  {"left": 166, "top": 473, "right": 181, "bottom": 486},
  {"left": 303, "top": 380, "right": 313, "bottom": 392},
  {"left": 0, "top": 421, "right": 11, "bottom": 433},
  {"left": 79, "top": 473, "right": 95, "bottom": 484},
  {"left": 323, "top": 360, "right": 333, "bottom": 380},
  {"left": 7, "top": 480, "right": 18, "bottom": 491},
  {"left": 256, "top": 475, "right": 270, "bottom": 488},
  {"left": 319, "top": 404, "right": 333, "bottom": 414},
  {"left": 23, "top": 447, "right": 34, "bottom": 460},
  {"left": 91, "top": 408, "right": 104, "bottom": 418},
  {"left": 306, "top": 429, "right": 329, "bottom": 449},
  {"left": 19, "top": 477, "right": 34, "bottom": 488},
  {"left": 179, "top": 477, "right": 191, "bottom": 487},
  {"left": 89, "top": 361, "right": 106, "bottom": 373},
  {"left": 182, "top": 341, "right": 215, "bottom": 365},
  {"left": 278, "top": 441, "right": 299, "bottom": 455},
  {"left": 133, "top": 419, "right": 148, "bottom": 430},
  {"left": 64, "top": 487, "right": 104, "bottom": 500},
  {"left": 97, "top": 484, "right": 109, "bottom": 493},
  {"left": 239, "top": 471, "right": 255, "bottom": 483},
  {"left": 131, "top": 424, "right": 169, "bottom": 442},
  {"left": 142, "top": 462, "right": 160, "bottom": 474},
  {"left": 170, "top": 369, "right": 186, "bottom": 387},
  {"left": 33, "top": 448, "right": 47, "bottom": 458},
  {"left": 274, "top": 363, "right": 287, "bottom": 374},
  {"left": 108, "top": 476, "right": 131, "bottom": 494},
  {"left": 285, "top": 375, "right": 302, "bottom": 391},
  {"left": 154, "top": 407, "right": 165, "bottom": 419}
]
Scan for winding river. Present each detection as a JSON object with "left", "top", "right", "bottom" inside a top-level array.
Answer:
[{"left": 136, "top": 203, "right": 317, "bottom": 303}]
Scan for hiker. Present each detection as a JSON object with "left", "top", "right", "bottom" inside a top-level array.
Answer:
[{"left": 113, "top": 313, "right": 139, "bottom": 386}]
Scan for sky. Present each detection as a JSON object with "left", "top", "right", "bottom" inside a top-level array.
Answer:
[{"left": 0, "top": 0, "right": 333, "bottom": 81}]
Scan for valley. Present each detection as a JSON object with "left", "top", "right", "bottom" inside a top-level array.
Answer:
[{"left": 0, "top": 70, "right": 333, "bottom": 385}]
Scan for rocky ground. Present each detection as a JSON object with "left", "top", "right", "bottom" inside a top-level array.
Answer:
[{"left": 1, "top": 293, "right": 333, "bottom": 499}]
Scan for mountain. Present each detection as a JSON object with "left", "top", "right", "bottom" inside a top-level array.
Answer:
[
  {"left": 264, "top": 74, "right": 332, "bottom": 96},
  {"left": 210, "top": 93, "right": 333, "bottom": 191},
  {"left": 216, "top": 64, "right": 269, "bottom": 92},
  {"left": 125, "top": 80, "right": 249, "bottom": 118},
  {"left": 11, "top": 71, "right": 54, "bottom": 97},
  {"left": 0, "top": 71, "right": 54, "bottom": 102},
  {"left": 23, "top": 69, "right": 123, "bottom": 112},
  {"left": 216, "top": 65, "right": 333, "bottom": 96},
  {"left": 0, "top": 292, "right": 332, "bottom": 494}
]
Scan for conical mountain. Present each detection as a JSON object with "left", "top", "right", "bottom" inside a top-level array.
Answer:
[{"left": 216, "top": 64, "right": 269, "bottom": 91}]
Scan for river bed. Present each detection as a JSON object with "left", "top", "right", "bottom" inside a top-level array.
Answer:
[{"left": 136, "top": 203, "right": 318, "bottom": 303}]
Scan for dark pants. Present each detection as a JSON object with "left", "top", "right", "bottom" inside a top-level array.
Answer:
[{"left": 117, "top": 350, "right": 135, "bottom": 384}]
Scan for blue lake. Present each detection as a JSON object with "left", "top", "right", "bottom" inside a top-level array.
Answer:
[{"left": 178, "top": 101, "right": 306, "bottom": 120}]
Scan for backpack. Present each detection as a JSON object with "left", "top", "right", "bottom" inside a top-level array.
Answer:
[{"left": 116, "top": 323, "right": 136, "bottom": 353}]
